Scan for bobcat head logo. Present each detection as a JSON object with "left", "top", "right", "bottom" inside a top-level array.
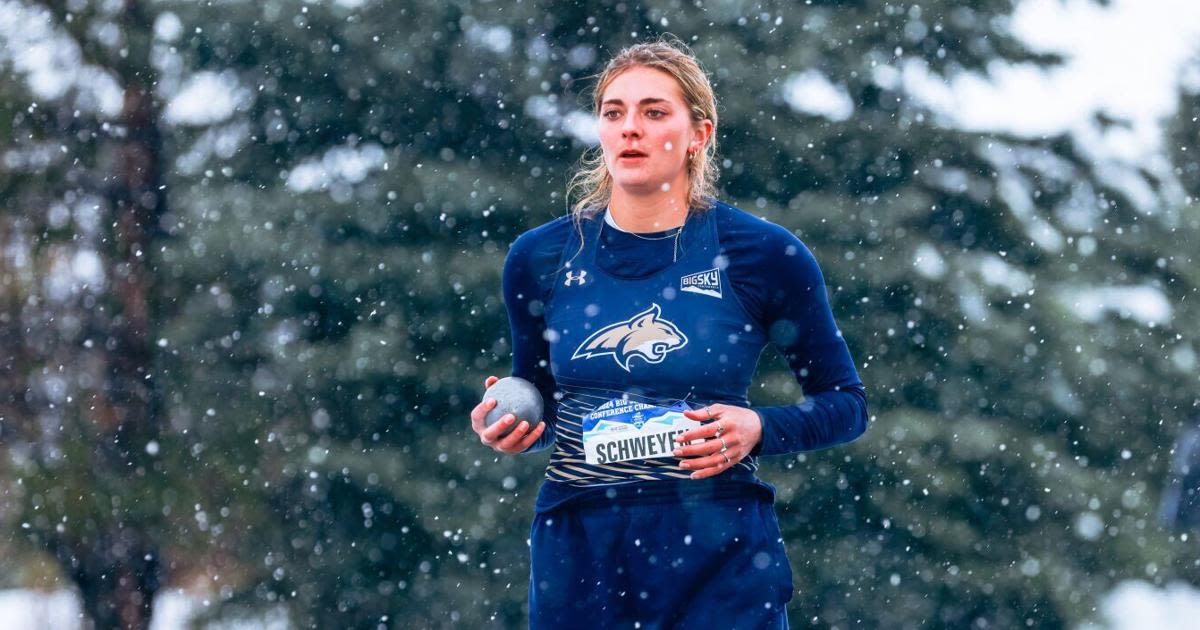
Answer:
[{"left": 571, "top": 303, "right": 688, "bottom": 372}]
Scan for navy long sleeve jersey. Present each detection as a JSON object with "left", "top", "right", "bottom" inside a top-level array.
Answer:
[{"left": 502, "top": 199, "right": 868, "bottom": 507}]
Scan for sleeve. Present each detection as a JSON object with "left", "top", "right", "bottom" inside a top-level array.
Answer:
[
  {"left": 747, "top": 235, "right": 869, "bottom": 457},
  {"left": 501, "top": 232, "right": 558, "bottom": 454}
]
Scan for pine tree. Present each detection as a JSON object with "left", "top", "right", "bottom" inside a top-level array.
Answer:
[
  {"left": 2, "top": 1, "right": 169, "bottom": 627},
  {"left": 4, "top": 1, "right": 1197, "bottom": 628}
]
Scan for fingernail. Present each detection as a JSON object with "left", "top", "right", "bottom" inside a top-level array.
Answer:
[
  {"left": 690, "top": 473, "right": 699, "bottom": 479},
  {"left": 518, "top": 421, "right": 528, "bottom": 430},
  {"left": 679, "top": 462, "right": 689, "bottom": 469},
  {"left": 672, "top": 449, "right": 681, "bottom": 456},
  {"left": 505, "top": 416, "right": 514, "bottom": 424}
]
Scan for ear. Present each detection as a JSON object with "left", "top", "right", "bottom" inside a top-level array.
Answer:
[
  {"left": 632, "top": 303, "right": 662, "bottom": 326},
  {"left": 691, "top": 118, "right": 714, "bottom": 153},
  {"left": 632, "top": 312, "right": 655, "bottom": 327}
]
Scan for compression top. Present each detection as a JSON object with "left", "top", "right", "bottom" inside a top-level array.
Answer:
[{"left": 502, "top": 199, "right": 869, "bottom": 513}]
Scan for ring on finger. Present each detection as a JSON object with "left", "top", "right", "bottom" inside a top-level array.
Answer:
[
  {"left": 706, "top": 406, "right": 714, "bottom": 420},
  {"left": 715, "top": 420, "right": 724, "bottom": 437},
  {"left": 722, "top": 453, "right": 731, "bottom": 465}
]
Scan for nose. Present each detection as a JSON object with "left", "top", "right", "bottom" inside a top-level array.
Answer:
[{"left": 620, "top": 113, "right": 642, "bottom": 139}]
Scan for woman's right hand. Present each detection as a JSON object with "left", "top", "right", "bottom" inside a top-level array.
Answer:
[{"left": 470, "top": 375, "right": 547, "bottom": 454}]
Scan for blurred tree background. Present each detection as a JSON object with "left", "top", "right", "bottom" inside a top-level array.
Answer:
[{"left": 2, "top": 0, "right": 1199, "bottom": 628}]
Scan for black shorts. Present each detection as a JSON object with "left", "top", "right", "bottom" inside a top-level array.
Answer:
[{"left": 529, "top": 492, "right": 793, "bottom": 629}]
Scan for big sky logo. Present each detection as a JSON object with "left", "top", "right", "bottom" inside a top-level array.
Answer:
[
  {"left": 680, "top": 267, "right": 722, "bottom": 299},
  {"left": 571, "top": 303, "right": 688, "bottom": 372}
]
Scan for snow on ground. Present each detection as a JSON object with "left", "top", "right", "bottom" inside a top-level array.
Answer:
[
  {"left": 4, "top": 580, "right": 1200, "bottom": 629},
  {"left": 0, "top": 589, "right": 288, "bottom": 630}
]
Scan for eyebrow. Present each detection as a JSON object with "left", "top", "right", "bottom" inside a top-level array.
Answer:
[{"left": 601, "top": 97, "right": 672, "bottom": 107}]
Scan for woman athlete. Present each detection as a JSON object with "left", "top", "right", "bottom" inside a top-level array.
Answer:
[{"left": 469, "top": 38, "right": 869, "bottom": 629}]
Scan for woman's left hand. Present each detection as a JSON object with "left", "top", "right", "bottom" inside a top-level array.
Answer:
[{"left": 673, "top": 404, "right": 763, "bottom": 479}]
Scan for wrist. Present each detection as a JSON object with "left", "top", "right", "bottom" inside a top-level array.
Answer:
[{"left": 749, "top": 408, "right": 766, "bottom": 457}]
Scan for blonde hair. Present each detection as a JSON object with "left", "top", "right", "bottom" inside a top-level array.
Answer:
[{"left": 565, "top": 36, "right": 720, "bottom": 230}]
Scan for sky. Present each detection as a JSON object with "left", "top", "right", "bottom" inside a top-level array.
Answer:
[
  {"left": 917, "top": 0, "right": 1200, "bottom": 162},
  {"left": 6, "top": 0, "right": 1200, "bottom": 168},
  {"left": 772, "top": 0, "right": 1200, "bottom": 171}
]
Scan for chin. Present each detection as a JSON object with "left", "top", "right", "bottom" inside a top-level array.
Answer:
[
  {"left": 612, "top": 178, "right": 665, "bottom": 195},
  {"left": 611, "top": 169, "right": 661, "bottom": 187}
]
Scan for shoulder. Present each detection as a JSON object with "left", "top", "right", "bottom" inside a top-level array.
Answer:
[
  {"left": 504, "top": 214, "right": 578, "bottom": 300},
  {"left": 507, "top": 214, "right": 576, "bottom": 268},
  {"left": 709, "top": 200, "right": 821, "bottom": 276}
]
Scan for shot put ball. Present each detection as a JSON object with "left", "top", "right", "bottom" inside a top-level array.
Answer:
[{"left": 483, "top": 376, "right": 544, "bottom": 437}]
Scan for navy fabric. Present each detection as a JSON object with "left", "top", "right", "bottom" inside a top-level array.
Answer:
[
  {"left": 547, "top": 204, "right": 764, "bottom": 399},
  {"left": 499, "top": 199, "right": 868, "bottom": 628},
  {"left": 529, "top": 493, "right": 793, "bottom": 629},
  {"left": 533, "top": 206, "right": 770, "bottom": 486},
  {"left": 534, "top": 473, "right": 777, "bottom": 516},
  {"left": 502, "top": 199, "right": 868, "bottom": 463}
]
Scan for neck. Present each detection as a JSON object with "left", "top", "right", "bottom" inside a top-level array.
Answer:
[{"left": 608, "top": 184, "right": 690, "bottom": 233}]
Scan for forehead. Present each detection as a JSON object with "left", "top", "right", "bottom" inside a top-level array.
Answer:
[{"left": 601, "top": 66, "right": 686, "bottom": 104}]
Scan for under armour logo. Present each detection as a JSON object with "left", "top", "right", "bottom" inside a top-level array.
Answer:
[{"left": 564, "top": 270, "right": 589, "bottom": 286}]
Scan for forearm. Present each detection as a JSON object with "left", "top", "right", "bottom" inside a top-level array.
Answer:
[
  {"left": 517, "top": 374, "right": 558, "bottom": 453},
  {"left": 522, "top": 415, "right": 557, "bottom": 453},
  {"left": 750, "top": 385, "right": 868, "bottom": 457},
  {"left": 503, "top": 231, "right": 561, "bottom": 455}
]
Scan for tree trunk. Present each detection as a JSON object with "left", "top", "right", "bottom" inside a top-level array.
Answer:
[
  {"left": 60, "top": 1, "right": 166, "bottom": 627},
  {"left": 53, "top": 532, "right": 161, "bottom": 630}
]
